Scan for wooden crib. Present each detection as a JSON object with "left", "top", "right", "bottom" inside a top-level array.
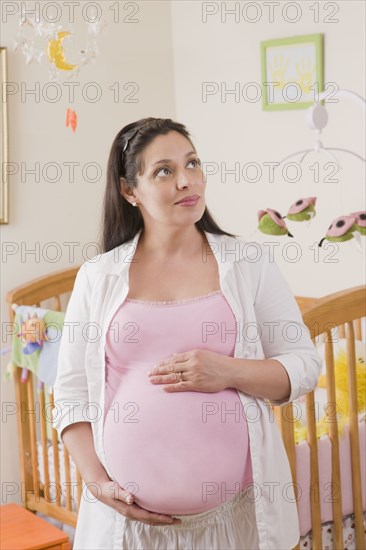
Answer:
[{"left": 6, "top": 269, "right": 366, "bottom": 550}]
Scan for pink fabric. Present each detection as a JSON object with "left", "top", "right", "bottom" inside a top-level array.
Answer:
[
  {"left": 295, "top": 420, "right": 366, "bottom": 536},
  {"left": 102, "top": 290, "right": 253, "bottom": 515}
]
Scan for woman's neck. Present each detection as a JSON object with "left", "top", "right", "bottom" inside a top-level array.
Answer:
[{"left": 136, "top": 227, "right": 208, "bottom": 261}]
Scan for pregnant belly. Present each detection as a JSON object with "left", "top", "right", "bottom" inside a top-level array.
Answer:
[{"left": 102, "top": 370, "right": 253, "bottom": 515}]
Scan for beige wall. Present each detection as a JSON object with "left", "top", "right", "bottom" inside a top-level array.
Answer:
[{"left": 1, "top": 0, "right": 365, "bottom": 504}]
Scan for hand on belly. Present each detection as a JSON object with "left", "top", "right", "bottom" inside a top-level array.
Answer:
[{"left": 103, "top": 370, "right": 253, "bottom": 515}]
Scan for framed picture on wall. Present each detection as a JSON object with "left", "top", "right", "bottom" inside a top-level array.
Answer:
[
  {"left": 1, "top": 47, "right": 9, "bottom": 224},
  {"left": 261, "top": 34, "right": 324, "bottom": 111}
]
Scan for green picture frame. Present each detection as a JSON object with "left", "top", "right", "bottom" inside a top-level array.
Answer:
[{"left": 261, "top": 34, "right": 324, "bottom": 111}]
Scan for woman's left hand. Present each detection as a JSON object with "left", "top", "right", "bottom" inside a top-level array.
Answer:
[{"left": 147, "top": 349, "right": 231, "bottom": 393}]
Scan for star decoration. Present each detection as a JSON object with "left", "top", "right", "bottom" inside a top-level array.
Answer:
[{"left": 14, "top": 2, "right": 106, "bottom": 78}]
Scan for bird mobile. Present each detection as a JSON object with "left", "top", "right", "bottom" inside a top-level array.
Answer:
[
  {"left": 350, "top": 211, "right": 366, "bottom": 235},
  {"left": 286, "top": 197, "right": 317, "bottom": 222},
  {"left": 257, "top": 197, "right": 317, "bottom": 238},
  {"left": 257, "top": 209, "right": 294, "bottom": 237},
  {"left": 318, "top": 212, "right": 366, "bottom": 248},
  {"left": 257, "top": 199, "right": 365, "bottom": 250}
]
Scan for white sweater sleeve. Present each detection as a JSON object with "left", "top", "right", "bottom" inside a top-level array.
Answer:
[
  {"left": 253, "top": 250, "right": 322, "bottom": 406},
  {"left": 52, "top": 263, "right": 91, "bottom": 440}
]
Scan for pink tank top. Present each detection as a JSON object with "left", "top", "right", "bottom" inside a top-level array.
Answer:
[{"left": 103, "top": 290, "right": 253, "bottom": 515}]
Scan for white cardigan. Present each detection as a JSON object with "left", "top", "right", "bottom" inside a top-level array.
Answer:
[{"left": 52, "top": 228, "right": 322, "bottom": 550}]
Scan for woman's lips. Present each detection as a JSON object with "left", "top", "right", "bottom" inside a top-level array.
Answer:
[{"left": 175, "top": 196, "right": 200, "bottom": 206}]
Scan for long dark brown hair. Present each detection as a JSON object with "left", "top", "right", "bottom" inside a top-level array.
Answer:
[{"left": 99, "top": 117, "right": 238, "bottom": 252}]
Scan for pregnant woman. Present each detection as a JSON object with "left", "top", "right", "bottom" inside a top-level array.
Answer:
[
  {"left": 103, "top": 288, "right": 254, "bottom": 516},
  {"left": 52, "top": 117, "right": 322, "bottom": 549}
]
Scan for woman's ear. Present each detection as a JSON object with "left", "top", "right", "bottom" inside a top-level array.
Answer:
[
  {"left": 119, "top": 177, "right": 137, "bottom": 204},
  {"left": 119, "top": 177, "right": 127, "bottom": 194}
]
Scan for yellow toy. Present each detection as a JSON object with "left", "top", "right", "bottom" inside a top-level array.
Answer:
[{"left": 294, "top": 340, "right": 366, "bottom": 444}]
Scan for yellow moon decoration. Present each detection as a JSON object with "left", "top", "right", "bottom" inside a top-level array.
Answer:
[{"left": 47, "top": 31, "right": 78, "bottom": 71}]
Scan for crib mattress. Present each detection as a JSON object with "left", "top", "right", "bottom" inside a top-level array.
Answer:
[{"left": 295, "top": 418, "right": 366, "bottom": 536}]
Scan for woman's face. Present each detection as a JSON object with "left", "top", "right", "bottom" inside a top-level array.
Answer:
[{"left": 122, "top": 130, "right": 206, "bottom": 229}]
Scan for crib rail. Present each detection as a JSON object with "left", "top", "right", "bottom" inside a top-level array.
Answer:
[
  {"left": 274, "top": 285, "right": 366, "bottom": 550},
  {"left": 6, "top": 267, "right": 78, "bottom": 308},
  {"left": 7, "top": 267, "right": 80, "bottom": 527}
]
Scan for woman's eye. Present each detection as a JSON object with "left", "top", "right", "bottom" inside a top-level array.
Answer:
[
  {"left": 155, "top": 159, "right": 200, "bottom": 178},
  {"left": 155, "top": 167, "right": 171, "bottom": 177}
]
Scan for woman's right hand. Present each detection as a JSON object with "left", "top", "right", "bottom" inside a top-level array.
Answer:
[
  {"left": 89, "top": 479, "right": 182, "bottom": 526},
  {"left": 60, "top": 424, "right": 180, "bottom": 526}
]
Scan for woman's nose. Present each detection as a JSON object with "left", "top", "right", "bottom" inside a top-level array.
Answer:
[{"left": 176, "top": 170, "right": 194, "bottom": 189}]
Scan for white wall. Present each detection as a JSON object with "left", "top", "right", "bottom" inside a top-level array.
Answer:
[
  {"left": 170, "top": 0, "right": 366, "bottom": 296},
  {"left": 1, "top": 0, "right": 176, "bottom": 505}
]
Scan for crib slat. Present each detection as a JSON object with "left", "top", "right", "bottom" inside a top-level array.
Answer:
[
  {"left": 13, "top": 368, "right": 34, "bottom": 503},
  {"left": 53, "top": 295, "right": 61, "bottom": 312},
  {"left": 280, "top": 404, "right": 297, "bottom": 481},
  {"left": 49, "top": 392, "right": 62, "bottom": 507},
  {"left": 345, "top": 322, "right": 365, "bottom": 550},
  {"left": 324, "top": 333, "right": 343, "bottom": 549},
  {"left": 26, "top": 374, "right": 40, "bottom": 503},
  {"left": 353, "top": 318, "right": 362, "bottom": 341},
  {"left": 76, "top": 471, "right": 83, "bottom": 509},
  {"left": 277, "top": 404, "right": 300, "bottom": 550},
  {"left": 63, "top": 445, "right": 73, "bottom": 511},
  {"left": 38, "top": 388, "right": 50, "bottom": 497},
  {"left": 305, "top": 390, "right": 322, "bottom": 549}
]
